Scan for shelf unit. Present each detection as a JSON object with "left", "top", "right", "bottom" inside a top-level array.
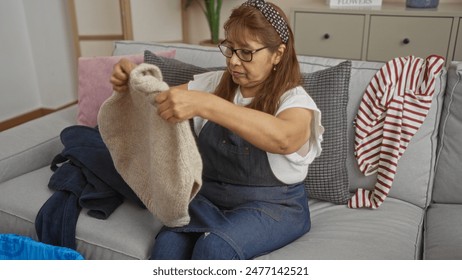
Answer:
[{"left": 291, "top": 2, "right": 462, "bottom": 65}]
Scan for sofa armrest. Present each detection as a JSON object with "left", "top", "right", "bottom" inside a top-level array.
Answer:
[{"left": 0, "top": 105, "right": 78, "bottom": 184}]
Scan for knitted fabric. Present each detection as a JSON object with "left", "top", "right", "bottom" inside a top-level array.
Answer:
[
  {"left": 349, "top": 55, "right": 445, "bottom": 209},
  {"left": 97, "top": 63, "right": 203, "bottom": 227}
]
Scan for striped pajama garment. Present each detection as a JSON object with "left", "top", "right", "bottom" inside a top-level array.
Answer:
[{"left": 349, "top": 55, "right": 445, "bottom": 209}]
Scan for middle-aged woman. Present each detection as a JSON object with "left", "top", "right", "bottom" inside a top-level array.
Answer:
[{"left": 110, "top": 0, "right": 324, "bottom": 260}]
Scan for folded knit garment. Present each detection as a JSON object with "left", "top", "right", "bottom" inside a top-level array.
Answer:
[{"left": 97, "top": 63, "right": 203, "bottom": 227}]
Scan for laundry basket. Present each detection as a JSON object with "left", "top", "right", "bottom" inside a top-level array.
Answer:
[{"left": 0, "top": 234, "right": 84, "bottom": 260}]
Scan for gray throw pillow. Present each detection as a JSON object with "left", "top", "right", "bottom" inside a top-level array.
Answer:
[
  {"left": 143, "top": 50, "right": 224, "bottom": 138},
  {"left": 302, "top": 61, "right": 352, "bottom": 204}
]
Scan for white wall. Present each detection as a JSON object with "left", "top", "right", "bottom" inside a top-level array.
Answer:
[
  {"left": 22, "top": 1, "right": 77, "bottom": 109},
  {"left": 75, "top": 0, "right": 183, "bottom": 57},
  {"left": 0, "top": 0, "right": 41, "bottom": 121},
  {"left": 0, "top": 0, "right": 77, "bottom": 122},
  {"left": 0, "top": 0, "right": 459, "bottom": 123},
  {"left": 131, "top": 0, "right": 183, "bottom": 42}
]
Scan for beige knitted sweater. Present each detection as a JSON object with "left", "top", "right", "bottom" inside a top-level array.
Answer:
[{"left": 97, "top": 63, "right": 202, "bottom": 227}]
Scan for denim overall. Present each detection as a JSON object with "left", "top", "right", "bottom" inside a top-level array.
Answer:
[{"left": 152, "top": 121, "right": 311, "bottom": 260}]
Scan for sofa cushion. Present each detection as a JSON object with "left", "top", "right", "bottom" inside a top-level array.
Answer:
[
  {"left": 302, "top": 61, "right": 351, "bottom": 204},
  {"left": 424, "top": 203, "right": 462, "bottom": 259},
  {"left": 0, "top": 106, "right": 77, "bottom": 185},
  {"left": 256, "top": 198, "right": 425, "bottom": 260},
  {"left": 0, "top": 166, "right": 162, "bottom": 260},
  {"left": 77, "top": 50, "right": 176, "bottom": 127},
  {"left": 432, "top": 62, "right": 462, "bottom": 203},
  {"left": 0, "top": 168, "right": 54, "bottom": 240}
]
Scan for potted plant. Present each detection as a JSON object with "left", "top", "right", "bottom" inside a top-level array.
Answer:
[{"left": 184, "top": 0, "right": 223, "bottom": 45}]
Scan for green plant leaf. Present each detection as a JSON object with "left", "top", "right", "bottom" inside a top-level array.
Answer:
[{"left": 185, "top": 0, "right": 223, "bottom": 44}]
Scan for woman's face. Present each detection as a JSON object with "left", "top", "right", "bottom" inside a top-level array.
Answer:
[{"left": 224, "top": 36, "right": 283, "bottom": 97}]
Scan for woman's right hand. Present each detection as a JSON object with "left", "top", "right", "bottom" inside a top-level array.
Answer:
[{"left": 110, "top": 58, "right": 137, "bottom": 92}]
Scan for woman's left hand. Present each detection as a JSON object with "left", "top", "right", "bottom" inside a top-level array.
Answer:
[{"left": 155, "top": 85, "right": 202, "bottom": 123}]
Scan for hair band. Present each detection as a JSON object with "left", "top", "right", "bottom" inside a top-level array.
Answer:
[{"left": 242, "top": 0, "right": 290, "bottom": 44}]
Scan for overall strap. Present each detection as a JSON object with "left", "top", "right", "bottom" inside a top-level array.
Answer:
[{"left": 198, "top": 121, "right": 284, "bottom": 186}]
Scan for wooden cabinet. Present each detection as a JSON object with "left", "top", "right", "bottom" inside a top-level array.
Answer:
[
  {"left": 294, "top": 12, "right": 365, "bottom": 60},
  {"left": 292, "top": 2, "right": 462, "bottom": 65},
  {"left": 367, "top": 16, "right": 452, "bottom": 61}
]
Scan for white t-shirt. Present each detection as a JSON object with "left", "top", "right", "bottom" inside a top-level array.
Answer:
[{"left": 188, "top": 71, "right": 324, "bottom": 184}]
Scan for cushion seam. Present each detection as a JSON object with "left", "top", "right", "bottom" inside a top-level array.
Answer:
[
  {"left": 75, "top": 236, "right": 141, "bottom": 260},
  {"left": 0, "top": 136, "right": 59, "bottom": 163}
]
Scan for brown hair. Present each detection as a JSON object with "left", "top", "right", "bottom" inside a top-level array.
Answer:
[{"left": 212, "top": 2, "right": 301, "bottom": 115}]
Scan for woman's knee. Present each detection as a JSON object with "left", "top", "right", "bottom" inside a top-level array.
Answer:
[
  {"left": 191, "top": 233, "right": 240, "bottom": 260},
  {"left": 151, "top": 231, "right": 200, "bottom": 260}
]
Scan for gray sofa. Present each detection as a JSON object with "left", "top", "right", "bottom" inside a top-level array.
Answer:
[{"left": 0, "top": 42, "right": 461, "bottom": 260}]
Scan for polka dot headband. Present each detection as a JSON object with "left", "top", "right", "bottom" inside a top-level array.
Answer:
[{"left": 242, "top": 0, "right": 290, "bottom": 44}]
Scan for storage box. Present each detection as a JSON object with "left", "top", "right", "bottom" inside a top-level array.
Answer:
[
  {"left": 0, "top": 234, "right": 84, "bottom": 260},
  {"left": 406, "top": 0, "right": 439, "bottom": 8}
]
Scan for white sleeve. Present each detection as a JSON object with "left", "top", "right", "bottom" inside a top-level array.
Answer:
[
  {"left": 188, "top": 71, "right": 224, "bottom": 93},
  {"left": 188, "top": 71, "right": 225, "bottom": 136},
  {"left": 267, "top": 86, "right": 324, "bottom": 184},
  {"left": 276, "top": 86, "right": 324, "bottom": 163}
]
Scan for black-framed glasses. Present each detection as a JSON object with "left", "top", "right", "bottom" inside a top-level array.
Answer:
[{"left": 218, "top": 41, "right": 270, "bottom": 62}]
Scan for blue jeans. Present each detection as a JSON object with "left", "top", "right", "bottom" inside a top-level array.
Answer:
[
  {"left": 151, "top": 231, "right": 240, "bottom": 260},
  {"left": 151, "top": 181, "right": 310, "bottom": 260}
]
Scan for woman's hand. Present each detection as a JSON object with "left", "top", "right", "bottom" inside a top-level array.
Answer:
[
  {"left": 110, "top": 58, "right": 137, "bottom": 92},
  {"left": 155, "top": 85, "right": 202, "bottom": 123}
]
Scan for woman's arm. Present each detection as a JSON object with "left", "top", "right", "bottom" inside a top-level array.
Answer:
[
  {"left": 110, "top": 60, "right": 312, "bottom": 155},
  {"left": 155, "top": 88, "right": 312, "bottom": 155}
]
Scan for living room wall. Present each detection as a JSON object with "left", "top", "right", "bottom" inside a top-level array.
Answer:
[
  {"left": 0, "top": 0, "right": 41, "bottom": 122},
  {"left": 0, "top": 0, "right": 77, "bottom": 123},
  {"left": 0, "top": 0, "right": 459, "bottom": 125}
]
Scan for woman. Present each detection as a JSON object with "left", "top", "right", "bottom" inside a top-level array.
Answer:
[{"left": 111, "top": 0, "right": 323, "bottom": 260}]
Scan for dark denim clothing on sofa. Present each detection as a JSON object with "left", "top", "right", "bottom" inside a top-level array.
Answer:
[{"left": 35, "top": 125, "right": 144, "bottom": 249}]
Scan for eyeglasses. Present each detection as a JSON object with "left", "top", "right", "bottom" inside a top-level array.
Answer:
[{"left": 218, "top": 41, "right": 270, "bottom": 62}]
